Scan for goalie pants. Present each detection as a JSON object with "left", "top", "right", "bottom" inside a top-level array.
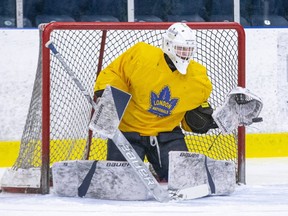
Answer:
[{"left": 107, "top": 127, "right": 188, "bottom": 182}]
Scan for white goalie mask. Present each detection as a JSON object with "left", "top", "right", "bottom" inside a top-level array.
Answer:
[{"left": 162, "top": 23, "right": 197, "bottom": 74}]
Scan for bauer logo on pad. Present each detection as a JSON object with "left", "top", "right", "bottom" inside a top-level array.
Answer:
[{"left": 89, "top": 85, "right": 131, "bottom": 139}]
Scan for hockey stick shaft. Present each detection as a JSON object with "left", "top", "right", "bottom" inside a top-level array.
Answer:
[
  {"left": 112, "top": 129, "right": 169, "bottom": 201},
  {"left": 45, "top": 41, "right": 169, "bottom": 202},
  {"left": 45, "top": 41, "right": 95, "bottom": 109}
]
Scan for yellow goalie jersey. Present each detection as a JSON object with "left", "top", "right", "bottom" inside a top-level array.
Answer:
[{"left": 95, "top": 42, "right": 212, "bottom": 136}]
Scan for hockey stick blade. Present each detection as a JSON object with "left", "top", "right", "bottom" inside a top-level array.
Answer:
[{"left": 169, "top": 184, "right": 210, "bottom": 201}]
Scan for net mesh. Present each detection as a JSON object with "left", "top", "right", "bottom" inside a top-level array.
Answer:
[{"left": 9, "top": 23, "right": 243, "bottom": 189}]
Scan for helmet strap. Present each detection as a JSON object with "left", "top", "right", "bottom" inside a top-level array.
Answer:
[{"left": 164, "top": 53, "right": 177, "bottom": 72}]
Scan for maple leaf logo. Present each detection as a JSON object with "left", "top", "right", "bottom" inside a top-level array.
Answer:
[{"left": 148, "top": 86, "right": 178, "bottom": 117}]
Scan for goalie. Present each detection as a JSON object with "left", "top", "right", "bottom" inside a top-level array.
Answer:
[{"left": 94, "top": 22, "right": 263, "bottom": 184}]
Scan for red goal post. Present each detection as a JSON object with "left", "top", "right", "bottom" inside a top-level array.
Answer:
[{"left": 1, "top": 22, "right": 245, "bottom": 194}]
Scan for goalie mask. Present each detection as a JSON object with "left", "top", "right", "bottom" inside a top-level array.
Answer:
[{"left": 162, "top": 23, "right": 197, "bottom": 75}]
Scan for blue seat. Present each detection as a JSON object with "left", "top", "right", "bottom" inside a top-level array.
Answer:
[
  {"left": 250, "top": 15, "right": 288, "bottom": 26},
  {"left": 0, "top": 0, "right": 15, "bottom": 17},
  {"left": 80, "top": 15, "right": 119, "bottom": 22},
  {"left": 35, "top": 15, "right": 75, "bottom": 26},
  {"left": 0, "top": 16, "right": 32, "bottom": 28},
  {"left": 249, "top": 0, "right": 288, "bottom": 27},
  {"left": 166, "top": 0, "right": 206, "bottom": 22},
  {"left": 134, "top": 0, "right": 163, "bottom": 22},
  {"left": 80, "top": 0, "right": 122, "bottom": 22},
  {"left": 167, "top": 15, "right": 205, "bottom": 22},
  {"left": 37, "top": 0, "right": 89, "bottom": 23},
  {"left": 168, "top": 14, "right": 205, "bottom": 22},
  {"left": 134, "top": 15, "right": 163, "bottom": 22},
  {"left": 0, "top": 0, "right": 33, "bottom": 28},
  {"left": 209, "top": 15, "right": 251, "bottom": 27},
  {"left": 24, "top": 0, "right": 44, "bottom": 27},
  {"left": 208, "top": 0, "right": 251, "bottom": 26}
]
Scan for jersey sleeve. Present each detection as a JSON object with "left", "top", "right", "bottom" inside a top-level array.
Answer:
[
  {"left": 181, "top": 118, "right": 192, "bottom": 132},
  {"left": 94, "top": 43, "right": 141, "bottom": 93},
  {"left": 180, "top": 62, "right": 213, "bottom": 132}
]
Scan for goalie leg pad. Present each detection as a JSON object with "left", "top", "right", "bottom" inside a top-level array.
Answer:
[
  {"left": 52, "top": 160, "right": 149, "bottom": 200},
  {"left": 168, "top": 151, "right": 236, "bottom": 195},
  {"left": 168, "top": 152, "right": 207, "bottom": 190},
  {"left": 205, "top": 157, "right": 236, "bottom": 195}
]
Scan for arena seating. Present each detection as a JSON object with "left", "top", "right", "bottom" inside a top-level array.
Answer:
[
  {"left": 166, "top": 0, "right": 206, "bottom": 22},
  {"left": 0, "top": 16, "right": 32, "bottom": 28},
  {"left": 80, "top": 0, "right": 122, "bottom": 22},
  {"left": 34, "top": 0, "right": 87, "bottom": 26},
  {"left": 134, "top": 0, "right": 163, "bottom": 22},
  {"left": 208, "top": 0, "right": 251, "bottom": 26},
  {"left": 249, "top": 0, "right": 288, "bottom": 27},
  {"left": 0, "top": 0, "right": 33, "bottom": 27},
  {"left": 2, "top": 0, "right": 288, "bottom": 28}
]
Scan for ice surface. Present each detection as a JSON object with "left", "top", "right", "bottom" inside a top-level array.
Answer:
[{"left": 0, "top": 157, "right": 288, "bottom": 216}]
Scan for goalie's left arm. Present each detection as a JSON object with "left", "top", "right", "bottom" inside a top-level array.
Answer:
[
  {"left": 181, "top": 102, "right": 218, "bottom": 134},
  {"left": 212, "top": 87, "right": 263, "bottom": 134},
  {"left": 182, "top": 87, "right": 263, "bottom": 134}
]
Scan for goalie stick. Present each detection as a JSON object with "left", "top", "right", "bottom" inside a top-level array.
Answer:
[{"left": 45, "top": 41, "right": 209, "bottom": 202}]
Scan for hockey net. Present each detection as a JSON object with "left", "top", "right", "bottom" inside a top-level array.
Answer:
[{"left": 1, "top": 22, "right": 245, "bottom": 194}]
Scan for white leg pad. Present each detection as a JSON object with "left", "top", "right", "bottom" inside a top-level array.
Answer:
[
  {"left": 168, "top": 151, "right": 236, "bottom": 196},
  {"left": 168, "top": 152, "right": 207, "bottom": 190},
  {"left": 52, "top": 160, "right": 149, "bottom": 200},
  {"left": 206, "top": 157, "right": 236, "bottom": 195}
]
